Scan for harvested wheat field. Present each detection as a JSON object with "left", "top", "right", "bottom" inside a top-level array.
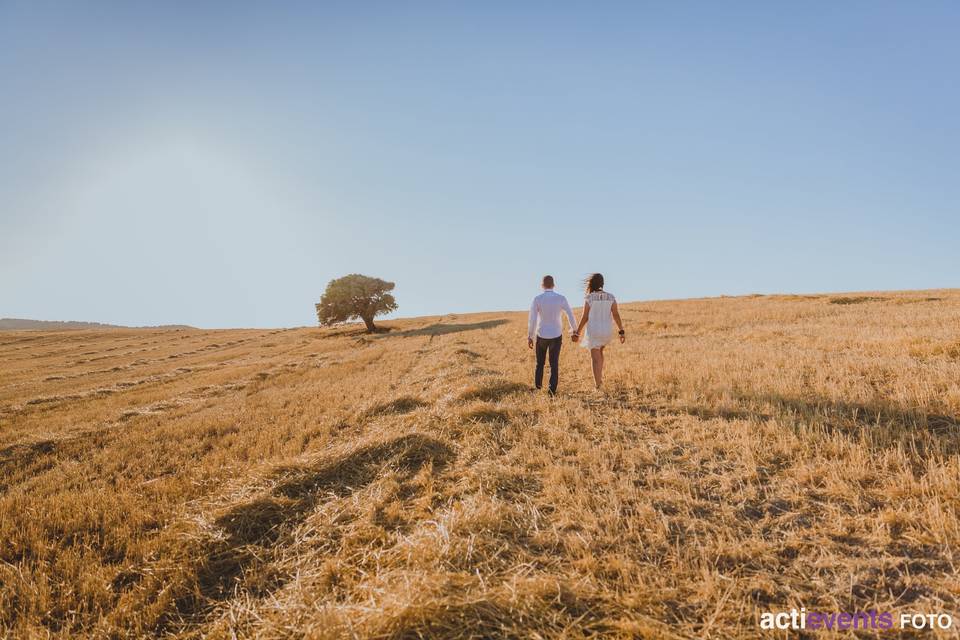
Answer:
[{"left": 2, "top": 290, "right": 959, "bottom": 639}]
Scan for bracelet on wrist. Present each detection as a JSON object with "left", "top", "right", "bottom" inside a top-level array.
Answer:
[{"left": 618, "top": 330, "right": 625, "bottom": 335}]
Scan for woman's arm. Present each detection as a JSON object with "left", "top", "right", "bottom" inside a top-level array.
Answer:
[
  {"left": 611, "top": 301, "right": 624, "bottom": 331},
  {"left": 575, "top": 301, "right": 590, "bottom": 336},
  {"left": 612, "top": 301, "right": 625, "bottom": 343}
]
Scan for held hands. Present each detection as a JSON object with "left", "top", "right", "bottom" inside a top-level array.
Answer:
[{"left": 571, "top": 332, "right": 579, "bottom": 343}]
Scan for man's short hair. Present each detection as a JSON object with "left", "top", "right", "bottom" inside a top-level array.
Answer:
[{"left": 542, "top": 275, "right": 555, "bottom": 288}]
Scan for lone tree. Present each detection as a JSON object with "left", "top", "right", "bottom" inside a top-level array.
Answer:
[{"left": 316, "top": 274, "right": 398, "bottom": 333}]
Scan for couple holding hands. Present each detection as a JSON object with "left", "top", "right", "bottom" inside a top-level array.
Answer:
[{"left": 527, "top": 273, "right": 625, "bottom": 394}]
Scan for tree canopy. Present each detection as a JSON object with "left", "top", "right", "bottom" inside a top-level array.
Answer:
[{"left": 315, "top": 274, "right": 398, "bottom": 332}]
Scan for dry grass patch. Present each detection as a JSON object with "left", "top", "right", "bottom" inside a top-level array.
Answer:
[
  {"left": 459, "top": 380, "right": 528, "bottom": 403},
  {"left": 461, "top": 406, "right": 511, "bottom": 425},
  {"left": 362, "top": 395, "right": 430, "bottom": 418},
  {"left": 1, "top": 293, "right": 959, "bottom": 638},
  {"left": 828, "top": 295, "right": 887, "bottom": 305}
]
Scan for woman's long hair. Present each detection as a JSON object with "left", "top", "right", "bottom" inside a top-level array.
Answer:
[{"left": 584, "top": 273, "right": 604, "bottom": 294}]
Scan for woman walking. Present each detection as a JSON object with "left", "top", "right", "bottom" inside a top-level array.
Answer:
[{"left": 573, "top": 273, "right": 625, "bottom": 388}]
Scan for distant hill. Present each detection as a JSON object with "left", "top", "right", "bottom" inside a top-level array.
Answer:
[{"left": 0, "top": 318, "right": 193, "bottom": 331}]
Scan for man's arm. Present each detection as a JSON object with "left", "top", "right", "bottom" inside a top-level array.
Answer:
[
  {"left": 527, "top": 298, "right": 538, "bottom": 348},
  {"left": 575, "top": 301, "right": 591, "bottom": 336},
  {"left": 563, "top": 298, "right": 577, "bottom": 333}
]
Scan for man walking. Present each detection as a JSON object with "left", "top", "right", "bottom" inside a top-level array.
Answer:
[{"left": 527, "top": 275, "right": 577, "bottom": 395}]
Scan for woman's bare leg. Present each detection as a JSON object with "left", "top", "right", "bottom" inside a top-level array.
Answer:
[
  {"left": 599, "top": 346, "right": 605, "bottom": 387},
  {"left": 591, "top": 348, "right": 603, "bottom": 388}
]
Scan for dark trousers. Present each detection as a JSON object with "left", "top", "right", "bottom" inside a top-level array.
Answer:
[{"left": 535, "top": 335, "right": 562, "bottom": 393}]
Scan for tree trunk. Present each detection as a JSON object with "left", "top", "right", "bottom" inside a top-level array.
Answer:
[{"left": 361, "top": 315, "right": 377, "bottom": 333}]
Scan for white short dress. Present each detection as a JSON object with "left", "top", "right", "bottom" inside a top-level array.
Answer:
[{"left": 580, "top": 291, "right": 616, "bottom": 349}]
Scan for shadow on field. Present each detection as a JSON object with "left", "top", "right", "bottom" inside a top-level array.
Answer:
[
  {"left": 576, "top": 390, "right": 770, "bottom": 424},
  {"left": 0, "top": 439, "right": 56, "bottom": 466},
  {"left": 368, "top": 583, "right": 617, "bottom": 638},
  {"left": 745, "top": 393, "right": 960, "bottom": 457},
  {"left": 0, "top": 432, "right": 109, "bottom": 491},
  {"left": 678, "top": 406, "right": 773, "bottom": 422},
  {"left": 0, "top": 440, "right": 57, "bottom": 491},
  {"left": 362, "top": 395, "right": 430, "bottom": 418},
  {"left": 176, "top": 434, "right": 455, "bottom": 618},
  {"left": 384, "top": 319, "right": 509, "bottom": 338},
  {"left": 583, "top": 389, "right": 958, "bottom": 458},
  {"left": 459, "top": 380, "right": 528, "bottom": 403},
  {"left": 318, "top": 325, "right": 396, "bottom": 339}
]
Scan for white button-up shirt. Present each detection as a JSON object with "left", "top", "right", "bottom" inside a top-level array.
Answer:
[{"left": 528, "top": 289, "right": 576, "bottom": 340}]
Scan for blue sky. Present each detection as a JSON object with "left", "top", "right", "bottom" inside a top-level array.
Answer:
[{"left": 1, "top": 2, "right": 957, "bottom": 328}]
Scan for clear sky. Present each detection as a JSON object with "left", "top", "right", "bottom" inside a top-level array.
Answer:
[{"left": 2, "top": 2, "right": 957, "bottom": 328}]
